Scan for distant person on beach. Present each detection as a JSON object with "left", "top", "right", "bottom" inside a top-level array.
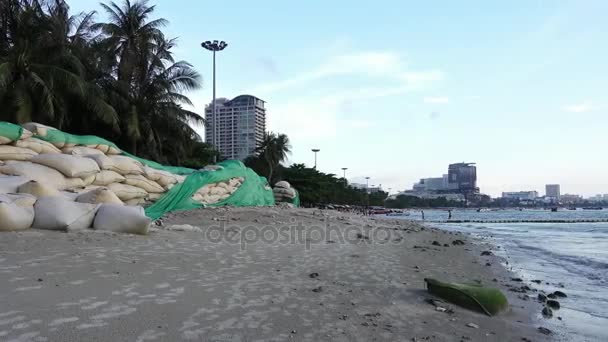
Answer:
[
  {"left": 421, "top": 210, "right": 425, "bottom": 220},
  {"left": 448, "top": 210, "right": 452, "bottom": 220}
]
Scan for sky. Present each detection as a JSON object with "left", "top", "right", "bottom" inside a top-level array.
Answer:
[{"left": 69, "top": 0, "right": 608, "bottom": 197}]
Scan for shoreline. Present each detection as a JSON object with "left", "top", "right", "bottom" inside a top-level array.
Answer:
[{"left": 0, "top": 207, "right": 550, "bottom": 341}]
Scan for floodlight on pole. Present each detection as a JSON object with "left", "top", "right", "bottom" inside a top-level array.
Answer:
[
  {"left": 201, "top": 40, "right": 228, "bottom": 163},
  {"left": 341, "top": 167, "right": 348, "bottom": 184},
  {"left": 311, "top": 149, "right": 320, "bottom": 169}
]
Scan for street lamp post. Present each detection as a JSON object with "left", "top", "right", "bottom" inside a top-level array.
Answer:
[
  {"left": 311, "top": 149, "right": 320, "bottom": 169},
  {"left": 341, "top": 167, "right": 348, "bottom": 185},
  {"left": 365, "top": 177, "right": 370, "bottom": 215},
  {"left": 201, "top": 40, "right": 228, "bottom": 163}
]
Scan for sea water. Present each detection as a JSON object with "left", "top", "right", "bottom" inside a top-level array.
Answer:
[{"left": 393, "top": 209, "right": 608, "bottom": 341}]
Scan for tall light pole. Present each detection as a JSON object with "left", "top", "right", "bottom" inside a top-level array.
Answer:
[
  {"left": 201, "top": 40, "right": 228, "bottom": 163},
  {"left": 311, "top": 149, "right": 320, "bottom": 169},
  {"left": 341, "top": 167, "right": 348, "bottom": 185},
  {"left": 365, "top": 177, "right": 371, "bottom": 215}
]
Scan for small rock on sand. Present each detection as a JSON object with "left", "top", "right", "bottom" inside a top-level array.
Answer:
[
  {"left": 466, "top": 323, "right": 479, "bottom": 329},
  {"left": 537, "top": 327, "right": 552, "bottom": 335},
  {"left": 546, "top": 300, "right": 560, "bottom": 310},
  {"left": 551, "top": 290, "right": 567, "bottom": 298}
]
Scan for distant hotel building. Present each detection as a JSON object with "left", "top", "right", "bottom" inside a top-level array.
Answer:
[
  {"left": 398, "top": 162, "right": 479, "bottom": 201},
  {"left": 205, "top": 95, "right": 266, "bottom": 161},
  {"left": 501, "top": 191, "right": 539, "bottom": 201},
  {"left": 545, "top": 184, "right": 561, "bottom": 200},
  {"left": 411, "top": 162, "right": 478, "bottom": 194}
]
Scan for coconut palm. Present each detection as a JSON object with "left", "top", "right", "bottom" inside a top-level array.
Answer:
[
  {"left": 254, "top": 132, "right": 292, "bottom": 182},
  {"left": 94, "top": 0, "right": 201, "bottom": 156},
  {"left": 0, "top": 0, "right": 118, "bottom": 130}
]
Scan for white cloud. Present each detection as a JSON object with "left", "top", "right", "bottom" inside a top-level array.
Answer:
[
  {"left": 563, "top": 102, "right": 595, "bottom": 113},
  {"left": 423, "top": 96, "right": 450, "bottom": 104},
  {"left": 252, "top": 51, "right": 442, "bottom": 94}
]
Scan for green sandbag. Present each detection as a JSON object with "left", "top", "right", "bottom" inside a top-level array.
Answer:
[{"left": 424, "top": 278, "right": 509, "bottom": 316}]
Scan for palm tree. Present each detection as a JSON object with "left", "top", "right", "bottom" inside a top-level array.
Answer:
[
  {"left": 255, "top": 132, "right": 291, "bottom": 182},
  {"left": 94, "top": 0, "right": 201, "bottom": 156},
  {"left": 0, "top": 0, "right": 118, "bottom": 130}
]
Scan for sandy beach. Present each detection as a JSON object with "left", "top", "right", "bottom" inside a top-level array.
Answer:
[{"left": 0, "top": 207, "right": 551, "bottom": 341}]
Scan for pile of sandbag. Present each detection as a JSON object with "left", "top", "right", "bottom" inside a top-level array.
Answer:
[
  {"left": 0, "top": 122, "right": 185, "bottom": 206},
  {"left": 0, "top": 121, "right": 252, "bottom": 233},
  {"left": 273, "top": 181, "right": 297, "bottom": 203},
  {"left": 191, "top": 177, "right": 244, "bottom": 205}
]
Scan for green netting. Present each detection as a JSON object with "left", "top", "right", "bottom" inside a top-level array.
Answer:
[
  {"left": 292, "top": 189, "right": 301, "bottom": 207},
  {"left": 0, "top": 122, "right": 25, "bottom": 141},
  {"left": 145, "top": 160, "right": 275, "bottom": 220},
  {"left": 37, "top": 128, "right": 196, "bottom": 175}
]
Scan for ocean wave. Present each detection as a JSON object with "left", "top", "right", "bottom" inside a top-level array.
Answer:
[{"left": 513, "top": 242, "right": 608, "bottom": 280}]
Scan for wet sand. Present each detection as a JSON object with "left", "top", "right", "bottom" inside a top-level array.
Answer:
[{"left": 0, "top": 207, "right": 551, "bottom": 341}]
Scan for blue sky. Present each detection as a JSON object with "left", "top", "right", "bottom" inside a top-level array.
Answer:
[{"left": 70, "top": 0, "right": 608, "bottom": 197}]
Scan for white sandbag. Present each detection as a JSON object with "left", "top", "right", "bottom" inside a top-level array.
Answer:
[
  {"left": 201, "top": 165, "right": 224, "bottom": 172},
  {"left": 210, "top": 186, "right": 227, "bottom": 196},
  {"left": 0, "top": 137, "right": 10, "bottom": 145},
  {"left": 13, "top": 137, "right": 61, "bottom": 154},
  {"left": 83, "top": 154, "right": 120, "bottom": 172},
  {"left": 0, "top": 193, "right": 37, "bottom": 207},
  {"left": 30, "top": 154, "right": 100, "bottom": 178},
  {"left": 64, "top": 177, "right": 86, "bottom": 189},
  {"left": 0, "top": 161, "right": 67, "bottom": 189},
  {"left": 196, "top": 184, "right": 211, "bottom": 196},
  {"left": 95, "top": 144, "right": 109, "bottom": 154},
  {"left": 0, "top": 145, "right": 38, "bottom": 161},
  {"left": 165, "top": 183, "right": 175, "bottom": 190},
  {"left": 18, "top": 180, "right": 61, "bottom": 197},
  {"left": 93, "top": 204, "right": 150, "bottom": 235},
  {"left": 124, "top": 197, "right": 147, "bottom": 206},
  {"left": 191, "top": 193, "right": 204, "bottom": 202},
  {"left": 60, "top": 191, "right": 80, "bottom": 201},
  {"left": 229, "top": 178, "right": 242, "bottom": 188},
  {"left": 62, "top": 146, "right": 104, "bottom": 156},
  {"left": 107, "top": 183, "right": 148, "bottom": 201},
  {"left": 0, "top": 200, "right": 34, "bottom": 231},
  {"left": 76, "top": 187, "right": 123, "bottom": 205},
  {"left": 82, "top": 174, "right": 95, "bottom": 186},
  {"left": 21, "top": 122, "right": 55, "bottom": 137},
  {"left": 202, "top": 194, "right": 221, "bottom": 204},
  {"left": 274, "top": 181, "right": 291, "bottom": 189},
  {"left": 107, "top": 146, "right": 121, "bottom": 155},
  {"left": 93, "top": 170, "right": 125, "bottom": 186},
  {"left": 216, "top": 181, "right": 230, "bottom": 190},
  {"left": 32, "top": 196, "right": 98, "bottom": 231},
  {"left": 0, "top": 175, "right": 30, "bottom": 193},
  {"left": 124, "top": 174, "right": 164, "bottom": 193},
  {"left": 147, "top": 193, "right": 163, "bottom": 201},
  {"left": 108, "top": 156, "right": 143, "bottom": 175},
  {"left": 273, "top": 187, "right": 296, "bottom": 198},
  {"left": 143, "top": 167, "right": 178, "bottom": 187}
]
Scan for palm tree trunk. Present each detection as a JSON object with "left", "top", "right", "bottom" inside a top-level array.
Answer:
[
  {"left": 268, "top": 163, "right": 274, "bottom": 183},
  {"left": 129, "top": 137, "right": 137, "bottom": 155}
]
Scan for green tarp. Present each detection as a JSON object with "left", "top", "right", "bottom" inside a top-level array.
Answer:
[
  {"left": 0, "top": 122, "right": 25, "bottom": 141},
  {"left": 145, "top": 160, "right": 275, "bottom": 220}
]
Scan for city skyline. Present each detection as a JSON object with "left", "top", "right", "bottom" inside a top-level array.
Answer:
[{"left": 67, "top": 0, "right": 608, "bottom": 197}]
